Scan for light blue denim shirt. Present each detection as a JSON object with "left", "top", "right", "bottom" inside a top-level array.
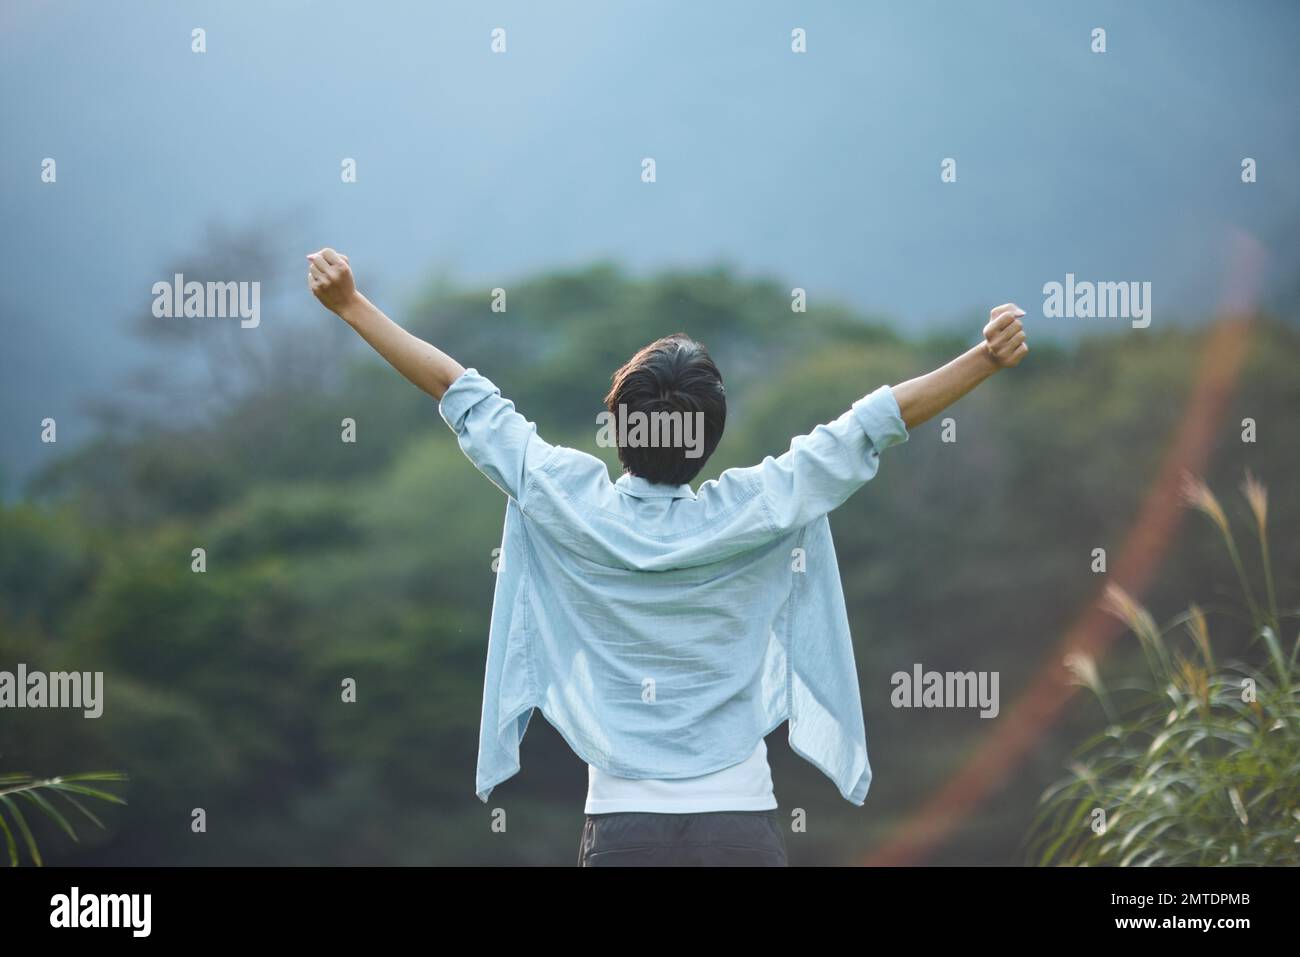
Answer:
[{"left": 438, "top": 368, "right": 909, "bottom": 805}]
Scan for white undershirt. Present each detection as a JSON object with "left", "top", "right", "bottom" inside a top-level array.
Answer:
[{"left": 584, "top": 739, "right": 778, "bottom": 814}]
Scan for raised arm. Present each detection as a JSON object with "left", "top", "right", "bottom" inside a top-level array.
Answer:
[
  {"left": 714, "top": 302, "right": 1029, "bottom": 536},
  {"left": 308, "top": 248, "right": 558, "bottom": 504},
  {"left": 891, "top": 303, "right": 1027, "bottom": 429},
  {"left": 306, "top": 247, "right": 465, "bottom": 399}
]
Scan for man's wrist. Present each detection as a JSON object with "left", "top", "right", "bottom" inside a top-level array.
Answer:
[
  {"left": 975, "top": 341, "right": 1002, "bottom": 375},
  {"left": 335, "top": 292, "right": 370, "bottom": 327}
]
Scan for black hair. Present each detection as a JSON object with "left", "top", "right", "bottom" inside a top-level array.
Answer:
[{"left": 603, "top": 333, "right": 726, "bottom": 486}]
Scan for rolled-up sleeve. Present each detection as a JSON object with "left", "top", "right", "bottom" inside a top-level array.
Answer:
[
  {"left": 851, "top": 384, "right": 909, "bottom": 454},
  {"left": 438, "top": 368, "right": 557, "bottom": 506},
  {"left": 753, "top": 384, "right": 909, "bottom": 534}
]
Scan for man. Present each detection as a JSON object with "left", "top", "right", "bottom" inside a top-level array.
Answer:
[{"left": 307, "top": 247, "right": 1027, "bottom": 866}]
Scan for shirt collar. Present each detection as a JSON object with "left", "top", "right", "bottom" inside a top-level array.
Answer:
[{"left": 614, "top": 472, "right": 696, "bottom": 500}]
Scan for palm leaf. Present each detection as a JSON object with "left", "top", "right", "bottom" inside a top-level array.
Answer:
[
  {"left": 0, "top": 771, "right": 127, "bottom": 866},
  {"left": 0, "top": 796, "right": 42, "bottom": 867}
]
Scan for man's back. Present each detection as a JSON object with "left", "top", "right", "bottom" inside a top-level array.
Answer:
[{"left": 438, "top": 367, "right": 910, "bottom": 806}]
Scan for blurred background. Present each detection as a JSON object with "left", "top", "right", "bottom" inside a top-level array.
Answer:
[{"left": 1, "top": 1, "right": 1297, "bottom": 865}]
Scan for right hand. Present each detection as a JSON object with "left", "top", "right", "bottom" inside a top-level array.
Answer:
[
  {"left": 983, "top": 303, "right": 1028, "bottom": 368},
  {"left": 306, "top": 248, "right": 359, "bottom": 316}
]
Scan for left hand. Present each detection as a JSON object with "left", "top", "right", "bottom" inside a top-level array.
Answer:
[{"left": 307, "top": 248, "right": 358, "bottom": 315}]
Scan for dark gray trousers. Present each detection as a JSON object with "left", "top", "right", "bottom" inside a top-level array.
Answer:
[{"left": 577, "top": 809, "right": 788, "bottom": 866}]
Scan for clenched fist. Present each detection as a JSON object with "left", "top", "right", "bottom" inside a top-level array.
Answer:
[
  {"left": 983, "top": 303, "right": 1029, "bottom": 368},
  {"left": 306, "top": 248, "right": 358, "bottom": 315}
]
